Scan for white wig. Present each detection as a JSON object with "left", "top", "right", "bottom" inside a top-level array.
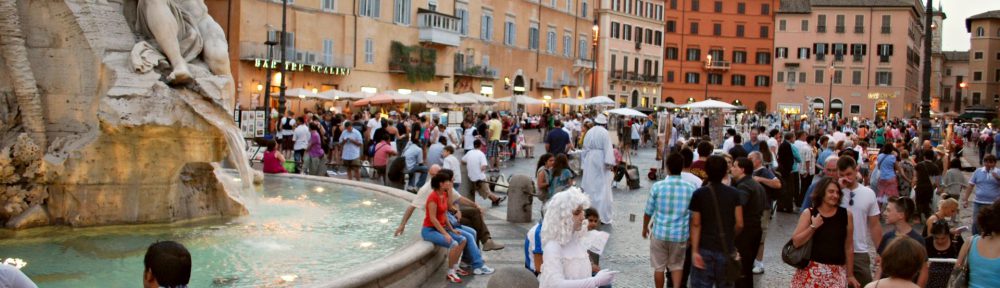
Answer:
[{"left": 541, "top": 187, "right": 591, "bottom": 245}]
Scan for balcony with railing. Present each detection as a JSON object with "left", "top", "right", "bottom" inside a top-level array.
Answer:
[
  {"left": 704, "top": 60, "right": 731, "bottom": 71},
  {"left": 559, "top": 78, "right": 579, "bottom": 87},
  {"left": 574, "top": 58, "right": 595, "bottom": 70},
  {"left": 417, "top": 9, "right": 461, "bottom": 47},
  {"left": 609, "top": 70, "right": 661, "bottom": 83},
  {"left": 454, "top": 64, "right": 498, "bottom": 79},
  {"left": 538, "top": 80, "right": 560, "bottom": 89}
]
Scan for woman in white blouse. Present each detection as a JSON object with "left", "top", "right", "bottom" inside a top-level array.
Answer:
[{"left": 538, "top": 188, "right": 617, "bottom": 288}]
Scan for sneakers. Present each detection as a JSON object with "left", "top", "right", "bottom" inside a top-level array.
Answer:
[
  {"left": 473, "top": 265, "right": 496, "bottom": 275},
  {"left": 482, "top": 239, "right": 505, "bottom": 251},
  {"left": 752, "top": 260, "right": 764, "bottom": 274},
  {"left": 446, "top": 273, "right": 462, "bottom": 283},
  {"left": 456, "top": 268, "right": 471, "bottom": 276}
]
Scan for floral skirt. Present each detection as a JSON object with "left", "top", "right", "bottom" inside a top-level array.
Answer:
[{"left": 791, "top": 261, "right": 846, "bottom": 288}]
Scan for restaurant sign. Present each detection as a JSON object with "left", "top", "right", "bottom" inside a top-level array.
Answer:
[{"left": 249, "top": 58, "right": 351, "bottom": 76}]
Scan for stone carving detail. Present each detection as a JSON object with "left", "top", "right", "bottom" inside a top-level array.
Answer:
[{"left": 0, "top": 0, "right": 250, "bottom": 229}]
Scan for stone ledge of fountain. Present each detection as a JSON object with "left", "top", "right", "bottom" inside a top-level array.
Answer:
[{"left": 272, "top": 174, "right": 446, "bottom": 288}]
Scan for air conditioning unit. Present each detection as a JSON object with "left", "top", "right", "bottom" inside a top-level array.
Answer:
[
  {"left": 306, "top": 52, "right": 316, "bottom": 64},
  {"left": 295, "top": 51, "right": 305, "bottom": 62}
]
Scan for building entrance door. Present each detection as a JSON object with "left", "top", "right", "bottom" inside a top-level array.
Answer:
[{"left": 875, "top": 100, "right": 889, "bottom": 122}]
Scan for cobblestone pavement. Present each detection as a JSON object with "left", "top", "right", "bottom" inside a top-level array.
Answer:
[{"left": 365, "top": 129, "right": 978, "bottom": 288}]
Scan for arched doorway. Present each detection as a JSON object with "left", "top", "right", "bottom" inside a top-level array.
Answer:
[
  {"left": 811, "top": 98, "right": 825, "bottom": 116},
  {"left": 875, "top": 100, "right": 889, "bottom": 122},
  {"left": 755, "top": 101, "right": 767, "bottom": 114},
  {"left": 665, "top": 97, "right": 675, "bottom": 103},
  {"left": 830, "top": 99, "right": 843, "bottom": 118},
  {"left": 513, "top": 75, "right": 526, "bottom": 95},
  {"left": 631, "top": 90, "right": 640, "bottom": 108}
]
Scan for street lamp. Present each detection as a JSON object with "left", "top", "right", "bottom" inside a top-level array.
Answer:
[
  {"left": 262, "top": 37, "right": 278, "bottom": 136},
  {"left": 591, "top": 20, "right": 599, "bottom": 99},
  {"left": 827, "top": 65, "right": 835, "bottom": 119},
  {"left": 957, "top": 81, "right": 967, "bottom": 112},
  {"left": 278, "top": 0, "right": 289, "bottom": 122},
  {"left": 919, "top": 0, "right": 933, "bottom": 141},
  {"left": 704, "top": 54, "right": 712, "bottom": 100}
]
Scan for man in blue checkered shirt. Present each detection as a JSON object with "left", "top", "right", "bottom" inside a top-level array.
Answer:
[{"left": 643, "top": 153, "right": 698, "bottom": 288}]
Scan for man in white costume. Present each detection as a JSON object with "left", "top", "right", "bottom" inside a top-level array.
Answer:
[{"left": 580, "top": 114, "right": 617, "bottom": 224}]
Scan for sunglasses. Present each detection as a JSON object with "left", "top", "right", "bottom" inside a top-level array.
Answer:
[{"left": 849, "top": 191, "right": 856, "bottom": 206}]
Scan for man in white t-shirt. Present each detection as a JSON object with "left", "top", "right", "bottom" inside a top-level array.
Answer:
[
  {"left": 463, "top": 140, "right": 505, "bottom": 206},
  {"left": 463, "top": 121, "right": 478, "bottom": 152},
  {"left": 366, "top": 114, "right": 381, "bottom": 141},
  {"left": 291, "top": 118, "right": 311, "bottom": 173},
  {"left": 837, "top": 156, "right": 882, "bottom": 287}
]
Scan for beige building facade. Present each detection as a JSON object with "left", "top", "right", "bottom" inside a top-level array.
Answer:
[
  {"left": 209, "top": 0, "right": 596, "bottom": 115},
  {"left": 966, "top": 11, "right": 1000, "bottom": 112},
  {"left": 772, "top": 0, "right": 924, "bottom": 121}
]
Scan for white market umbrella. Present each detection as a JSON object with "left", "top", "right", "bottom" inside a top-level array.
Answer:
[
  {"left": 413, "top": 91, "right": 455, "bottom": 105},
  {"left": 457, "top": 92, "right": 497, "bottom": 105},
  {"left": 275, "top": 88, "right": 320, "bottom": 99},
  {"left": 681, "top": 99, "right": 739, "bottom": 110},
  {"left": 586, "top": 96, "right": 616, "bottom": 106},
  {"left": 550, "top": 98, "right": 587, "bottom": 106},
  {"left": 496, "top": 95, "right": 545, "bottom": 105},
  {"left": 318, "top": 89, "right": 365, "bottom": 101},
  {"left": 605, "top": 108, "right": 648, "bottom": 117},
  {"left": 657, "top": 102, "right": 681, "bottom": 109},
  {"left": 440, "top": 92, "right": 476, "bottom": 105}
]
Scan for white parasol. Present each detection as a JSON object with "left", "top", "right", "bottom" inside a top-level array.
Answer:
[
  {"left": 550, "top": 98, "right": 587, "bottom": 106},
  {"left": 585, "top": 96, "right": 616, "bottom": 106},
  {"left": 605, "top": 108, "right": 648, "bottom": 117},
  {"left": 680, "top": 99, "right": 739, "bottom": 110},
  {"left": 496, "top": 95, "right": 545, "bottom": 105}
]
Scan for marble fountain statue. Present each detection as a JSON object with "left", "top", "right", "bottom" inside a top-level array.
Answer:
[{"left": 0, "top": 1, "right": 444, "bottom": 286}]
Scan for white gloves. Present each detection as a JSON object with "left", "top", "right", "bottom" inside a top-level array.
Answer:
[{"left": 593, "top": 269, "right": 619, "bottom": 286}]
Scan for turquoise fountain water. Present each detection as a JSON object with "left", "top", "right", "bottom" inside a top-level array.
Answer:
[{"left": 0, "top": 176, "right": 420, "bottom": 287}]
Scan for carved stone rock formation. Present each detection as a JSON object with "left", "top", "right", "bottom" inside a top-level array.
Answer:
[{"left": 0, "top": 0, "right": 247, "bottom": 228}]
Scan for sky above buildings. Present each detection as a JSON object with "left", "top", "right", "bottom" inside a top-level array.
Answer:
[{"left": 942, "top": 2, "right": 1000, "bottom": 51}]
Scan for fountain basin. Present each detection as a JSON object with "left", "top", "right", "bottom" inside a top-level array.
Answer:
[{"left": 0, "top": 174, "right": 444, "bottom": 287}]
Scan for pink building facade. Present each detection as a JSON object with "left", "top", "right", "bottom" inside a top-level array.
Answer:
[
  {"left": 772, "top": 0, "right": 925, "bottom": 121},
  {"left": 595, "top": 0, "right": 667, "bottom": 108}
]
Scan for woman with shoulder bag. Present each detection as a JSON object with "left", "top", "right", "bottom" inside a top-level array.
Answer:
[
  {"left": 953, "top": 200, "right": 1000, "bottom": 288},
  {"left": 789, "top": 177, "right": 859, "bottom": 288}
]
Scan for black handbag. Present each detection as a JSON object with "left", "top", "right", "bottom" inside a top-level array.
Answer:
[
  {"left": 781, "top": 208, "right": 815, "bottom": 269},
  {"left": 707, "top": 184, "right": 742, "bottom": 283},
  {"left": 948, "top": 236, "right": 972, "bottom": 288}
]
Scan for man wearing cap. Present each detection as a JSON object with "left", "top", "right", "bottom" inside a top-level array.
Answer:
[{"left": 581, "top": 113, "right": 617, "bottom": 224}]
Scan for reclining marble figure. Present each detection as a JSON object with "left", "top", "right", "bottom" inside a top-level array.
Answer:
[{"left": 134, "top": 0, "right": 231, "bottom": 83}]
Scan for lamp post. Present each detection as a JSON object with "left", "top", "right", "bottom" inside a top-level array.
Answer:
[
  {"left": 919, "top": 0, "right": 933, "bottom": 141},
  {"left": 262, "top": 37, "right": 277, "bottom": 136},
  {"left": 592, "top": 20, "right": 599, "bottom": 98},
  {"left": 827, "top": 65, "right": 835, "bottom": 120},
  {"left": 277, "top": 0, "right": 289, "bottom": 118},
  {"left": 704, "top": 54, "right": 712, "bottom": 100},
  {"left": 957, "top": 81, "right": 967, "bottom": 112}
]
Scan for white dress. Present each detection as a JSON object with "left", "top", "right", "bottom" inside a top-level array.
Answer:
[
  {"left": 580, "top": 126, "right": 616, "bottom": 224},
  {"left": 539, "top": 238, "right": 601, "bottom": 288}
]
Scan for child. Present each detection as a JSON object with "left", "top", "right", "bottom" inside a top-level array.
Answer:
[{"left": 584, "top": 208, "right": 611, "bottom": 288}]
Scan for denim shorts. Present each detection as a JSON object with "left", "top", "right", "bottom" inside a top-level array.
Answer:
[{"left": 421, "top": 227, "right": 465, "bottom": 248}]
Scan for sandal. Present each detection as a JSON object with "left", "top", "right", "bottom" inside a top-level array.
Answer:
[{"left": 446, "top": 273, "right": 463, "bottom": 283}]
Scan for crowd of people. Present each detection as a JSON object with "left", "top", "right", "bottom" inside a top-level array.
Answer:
[{"left": 12, "top": 108, "right": 997, "bottom": 287}]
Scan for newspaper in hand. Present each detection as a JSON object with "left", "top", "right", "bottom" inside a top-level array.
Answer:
[{"left": 583, "top": 230, "right": 611, "bottom": 256}]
